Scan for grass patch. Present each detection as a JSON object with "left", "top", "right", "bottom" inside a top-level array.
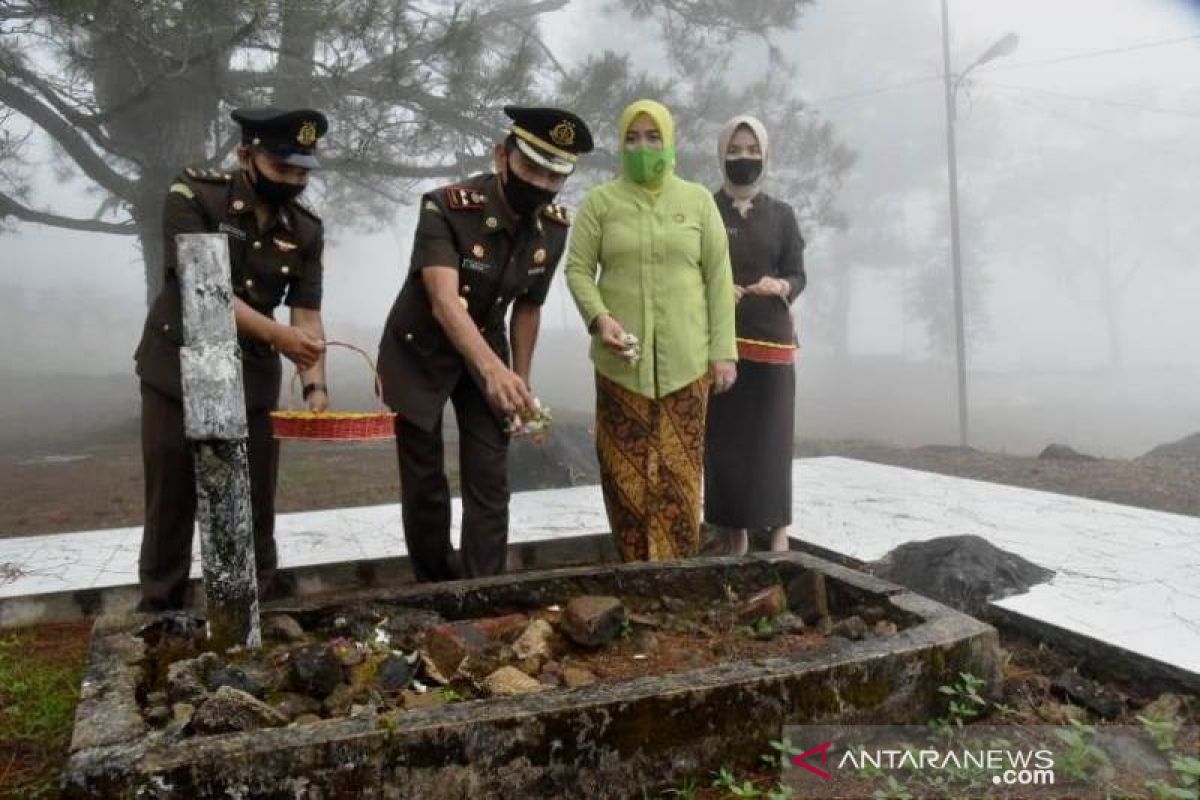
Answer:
[{"left": 0, "top": 621, "right": 90, "bottom": 799}]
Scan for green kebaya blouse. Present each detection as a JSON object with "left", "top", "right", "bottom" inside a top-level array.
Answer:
[{"left": 565, "top": 173, "right": 737, "bottom": 399}]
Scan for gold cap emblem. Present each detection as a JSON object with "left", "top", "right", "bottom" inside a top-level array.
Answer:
[
  {"left": 549, "top": 120, "right": 576, "bottom": 147},
  {"left": 533, "top": 248, "right": 547, "bottom": 265},
  {"left": 297, "top": 121, "right": 319, "bottom": 147}
]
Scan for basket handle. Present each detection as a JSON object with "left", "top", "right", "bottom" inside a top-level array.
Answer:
[{"left": 286, "top": 339, "right": 387, "bottom": 412}]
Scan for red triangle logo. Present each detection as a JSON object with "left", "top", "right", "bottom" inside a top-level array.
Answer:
[{"left": 790, "top": 741, "right": 833, "bottom": 780}]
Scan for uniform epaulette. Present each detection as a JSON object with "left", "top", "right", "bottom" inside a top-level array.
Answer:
[
  {"left": 183, "top": 167, "right": 233, "bottom": 183},
  {"left": 541, "top": 202, "right": 570, "bottom": 226},
  {"left": 445, "top": 185, "right": 486, "bottom": 210}
]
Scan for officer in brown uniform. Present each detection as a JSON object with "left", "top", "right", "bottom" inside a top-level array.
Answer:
[
  {"left": 134, "top": 107, "right": 330, "bottom": 611},
  {"left": 378, "top": 106, "right": 594, "bottom": 582}
]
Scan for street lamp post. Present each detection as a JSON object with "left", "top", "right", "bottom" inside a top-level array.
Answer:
[{"left": 939, "top": 0, "right": 1018, "bottom": 447}]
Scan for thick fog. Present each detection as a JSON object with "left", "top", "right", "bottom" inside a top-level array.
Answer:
[{"left": 3, "top": 0, "right": 1199, "bottom": 457}]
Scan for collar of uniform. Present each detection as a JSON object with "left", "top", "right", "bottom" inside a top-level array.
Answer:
[
  {"left": 483, "top": 173, "right": 519, "bottom": 236},
  {"left": 231, "top": 169, "right": 293, "bottom": 231},
  {"left": 229, "top": 171, "right": 256, "bottom": 216}
]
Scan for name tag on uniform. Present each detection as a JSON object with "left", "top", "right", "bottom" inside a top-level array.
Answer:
[
  {"left": 461, "top": 257, "right": 493, "bottom": 274},
  {"left": 528, "top": 266, "right": 546, "bottom": 276},
  {"left": 219, "top": 221, "right": 247, "bottom": 240}
]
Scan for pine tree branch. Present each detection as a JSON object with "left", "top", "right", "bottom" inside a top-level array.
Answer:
[
  {"left": 226, "top": 68, "right": 505, "bottom": 143},
  {"left": 0, "top": 188, "right": 135, "bottom": 233},
  {"left": 0, "top": 52, "right": 141, "bottom": 168},
  {"left": 342, "top": 0, "right": 568, "bottom": 84},
  {"left": 322, "top": 155, "right": 482, "bottom": 179},
  {"left": 0, "top": 78, "right": 138, "bottom": 202}
]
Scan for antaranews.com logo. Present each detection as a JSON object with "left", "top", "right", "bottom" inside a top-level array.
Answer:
[{"left": 782, "top": 725, "right": 1197, "bottom": 799}]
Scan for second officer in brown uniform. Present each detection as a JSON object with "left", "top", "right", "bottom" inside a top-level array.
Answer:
[
  {"left": 134, "top": 107, "right": 330, "bottom": 611},
  {"left": 379, "top": 106, "right": 593, "bottom": 581}
]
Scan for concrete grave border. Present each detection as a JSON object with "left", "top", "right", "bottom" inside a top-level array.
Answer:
[{"left": 64, "top": 551, "right": 1000, "bottom": 799}]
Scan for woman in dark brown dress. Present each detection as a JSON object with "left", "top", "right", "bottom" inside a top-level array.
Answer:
[{"left": 704, "top": 115, "right": 806, "bottom": 554}]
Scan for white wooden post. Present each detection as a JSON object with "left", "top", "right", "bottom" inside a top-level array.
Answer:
[{"left": 176, "top": 233, "right": 261, "bottom": 650}]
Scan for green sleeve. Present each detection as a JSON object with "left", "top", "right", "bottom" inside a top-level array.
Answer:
[
  {"left": 564, "top": 190, "right": 609, "bottom": 329},
  {"left": 700, "top": 190, "right": 737, "bottom": 361}
]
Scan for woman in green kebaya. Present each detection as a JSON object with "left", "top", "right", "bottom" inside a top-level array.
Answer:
[{"left": 566, "top": 99, "right": 737, "bottom": 562}]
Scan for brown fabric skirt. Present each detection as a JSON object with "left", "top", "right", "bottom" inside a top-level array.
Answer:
[{"left": 595, "top": 372, "right": 711, "bottom": 562}]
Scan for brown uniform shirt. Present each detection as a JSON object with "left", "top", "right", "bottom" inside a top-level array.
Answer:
[
  {"left": 378, "top": 173, "right": 569, "bottom": 431},
  {"left": 715, "top": 189, "right": 806, "bottom": 346},
  {"left": 134, "top": 167, "right": 324, "bottom": 410}
]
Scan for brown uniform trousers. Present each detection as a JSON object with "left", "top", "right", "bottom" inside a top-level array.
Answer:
[
  {"left": 134, "top": 167, "right": 324, "bottom": 611},
  {"left": 378, "top": 173, "right": 569, "bottom": 582}
]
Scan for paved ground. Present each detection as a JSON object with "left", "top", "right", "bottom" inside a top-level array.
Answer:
[{"left": 3, "top": 456, "right": 1197, "bottom": 677}]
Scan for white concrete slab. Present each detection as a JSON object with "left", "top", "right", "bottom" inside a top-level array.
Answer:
[
  {"left": 793, "top": 457, "right": 1200, "bottom": 674},
  {"left": 1, "top": 457, "right": 1196, "bottom": 675},
  {"left": 0, "top": 485, "right": 606, "bottom": 599}
]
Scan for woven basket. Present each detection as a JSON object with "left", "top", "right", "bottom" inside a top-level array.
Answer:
[{"left": 271, "top": 340, "right": 396, "bottom": 441}]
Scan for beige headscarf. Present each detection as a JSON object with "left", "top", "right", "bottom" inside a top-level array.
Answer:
[{"left": 718, "top": 114, "right": 769, "bottom": 218}]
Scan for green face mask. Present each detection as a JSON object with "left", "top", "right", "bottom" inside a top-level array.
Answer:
[{"left": 623, "top": 145, "right": 673, "bottom": 183}]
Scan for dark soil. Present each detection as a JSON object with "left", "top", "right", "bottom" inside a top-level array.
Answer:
[{"left": 134, "top": 590, "right": 893, "bottom": 740}]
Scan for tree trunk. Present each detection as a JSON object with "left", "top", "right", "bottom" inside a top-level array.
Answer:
[
  {"left": 275, "top": 0, "right": 321, "bottom": 106},
  {"left": 87, "top": 1, "right": 239, "bottom": 308},
  {"left": 134, "top": 175, "right": 170, "bottom": 307}
]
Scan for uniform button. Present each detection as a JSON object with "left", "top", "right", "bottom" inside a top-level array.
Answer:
[
  {"left": 462, "top": 285, "right": 471, "bottom": 294},
  {"left": 281, "top": 265, "right": 290, "bottom": 275},
  {"left": 162, "top": 324, "right": 170, "bottom": 332},
  {"left": 494, "top": 298, "right": 502, "bottom": 306},
  {"left": 404, "top": 333, "right": 414, "bottom": 341},
  {"left": 232, "top": 199, "right": 245, "bottom": 211},
  {"left": 245, "top": 278, "right": 255, "bottom": 288},
  {"left": 252, "top": 240, "right": 262, "bottom": 250}
]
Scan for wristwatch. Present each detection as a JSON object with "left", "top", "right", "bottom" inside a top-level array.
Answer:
[{"left": 302, "top": 382, "right": 328, "bottom": 400}]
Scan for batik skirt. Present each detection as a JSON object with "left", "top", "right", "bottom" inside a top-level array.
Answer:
[{"left": 594, "top": 372, "right": 711, "bottom": 562}]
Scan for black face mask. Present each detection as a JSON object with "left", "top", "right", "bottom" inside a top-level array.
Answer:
[
  {"left": 249, "top": 162, "right": 306, "bottom": 207},
  {"left": 501, "top": 157, "right": 558, "bottom": 218},
  {"left": 725, "top": 157, "right": 763, "bottom": 187}
]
